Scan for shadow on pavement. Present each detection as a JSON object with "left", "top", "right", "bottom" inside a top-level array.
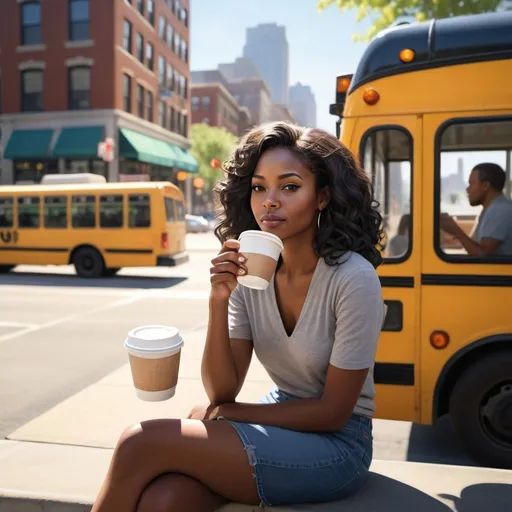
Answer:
[
  {"left": 406, "top": 415, "right": 477, "bottom": 467},
  {"left": 338, "top": 473, "right": 452, "bottom": 511},
  {"left": 0, "top": 272, "right": 187, "bottom": 289},
  {"left": 439, "top": 483, "right": 512, "bottom": 512}
]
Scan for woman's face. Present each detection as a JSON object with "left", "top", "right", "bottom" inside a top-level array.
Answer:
[{"left": 250, "top": 147, "right": 328, "bottom": 241}]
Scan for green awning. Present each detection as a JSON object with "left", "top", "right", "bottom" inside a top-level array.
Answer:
[
  {"left": 52, "top": 126, "right": 105, "bottom": 158},
  {"left": 170, "top": 145, "right": 198, "bottom": 173},
  {"left": 119, "top": 128, "right": 178, "bottom": 167},
  {"left": 4, "top": 129, "right": 54, "bottom": 159}
]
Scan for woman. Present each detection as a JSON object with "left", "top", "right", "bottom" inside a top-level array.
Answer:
[{"left": 91, "top": 122, "right": 385, "bottom": 511}]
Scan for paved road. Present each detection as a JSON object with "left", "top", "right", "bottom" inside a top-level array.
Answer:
[{"left": 0, "top": 233, "right": 475, "bottom": 467}]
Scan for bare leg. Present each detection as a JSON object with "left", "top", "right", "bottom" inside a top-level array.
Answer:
[
  {"left": 136, "top": 473, "right": 228, "bottom": 512},
  {"left": 91, "top": 419, "right": 259, "bottom": 512}
]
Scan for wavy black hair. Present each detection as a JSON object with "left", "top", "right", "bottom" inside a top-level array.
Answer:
[{"left": 214, "top": 122, "right": 384, "bottom": 268}]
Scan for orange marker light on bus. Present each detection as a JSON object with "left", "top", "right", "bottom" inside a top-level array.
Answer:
[
  {"left": 430, "top": 331, "right": 450, "bottom": 350},
  {"left": 363, "top": 88, "right": 380, "bottom": 105},
  {"left": 399, "top": 48, "right": 415, "bottom": 63},
  {"left": 336, "top": 77, "right": 351, "bottom": 93}
]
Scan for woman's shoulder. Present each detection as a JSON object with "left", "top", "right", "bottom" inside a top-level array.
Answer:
[{"left": 323, "top": 251, "right": 380, "bottom": 289}]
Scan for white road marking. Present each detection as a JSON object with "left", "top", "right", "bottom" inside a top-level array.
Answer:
[{"left": 0, "top": 292, "right": 152, "bottom": 345}]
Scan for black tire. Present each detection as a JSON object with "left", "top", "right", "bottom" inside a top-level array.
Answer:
[
  {"left": 73, "top": 247, "right": 105, "bottom": 278},
  {"left": 450, "top": 351, "right": 512, "bottom": 469},
  {"left": 103, "top": 267, "right": 121, "bottom": 277},
  {"left": 0, "top": 265, "right": 15, "bottom": 274}
]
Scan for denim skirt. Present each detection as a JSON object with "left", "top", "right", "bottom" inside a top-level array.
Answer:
[{"left": 226, "top": 388, "right": 373, "bottom": 507}]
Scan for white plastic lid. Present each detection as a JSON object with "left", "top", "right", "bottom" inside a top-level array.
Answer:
[
  {"left": 124, "top": 325, "right": 183, "bottom": 353},
  {"left": 238, "top": 230, "right": 284, "bottom": 249}
]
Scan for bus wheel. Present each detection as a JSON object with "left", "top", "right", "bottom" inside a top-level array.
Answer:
[
  {"left": 103, "top": 267, "right": 121, "bottom": 277},
  {"left": 73, "top": 247, "right": 105, "bottom": 278},
  {"left": 0, "top": 265, "right": 15, "bottom": 273},
  {"left": 450, "top": 351, "right": 512, "bottom": 469}
]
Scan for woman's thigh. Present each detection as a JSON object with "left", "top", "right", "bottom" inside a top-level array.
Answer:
[
  {"left": 136, "top": 473, "right": 228, "bottom": 512},
  {"left": 112, "top": 419, "right": 260, "bottom": 505}
]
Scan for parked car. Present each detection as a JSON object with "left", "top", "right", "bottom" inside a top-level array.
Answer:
[{"left": 185, "top": 214, "right": 210, "bottom": 233}]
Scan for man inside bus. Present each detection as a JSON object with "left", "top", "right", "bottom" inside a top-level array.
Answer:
[{"left": 440, "top": 162, "right": 512, "bottom": 256}]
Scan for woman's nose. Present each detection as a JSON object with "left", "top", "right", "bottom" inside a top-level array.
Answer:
[{"left": 263, "top": 196, "right": 280, "bottom": 210}]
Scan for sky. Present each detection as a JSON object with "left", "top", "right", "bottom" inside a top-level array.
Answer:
[{"left": 190, "top": 0, "right": 373, "bottom": 134}]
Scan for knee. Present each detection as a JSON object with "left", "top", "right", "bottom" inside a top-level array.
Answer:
[
  {"left": 136, "top": 474, "right": 196, "bottom": 512},
  {"left": 113, "top": 423, "right": 145, "bottom": 466}
]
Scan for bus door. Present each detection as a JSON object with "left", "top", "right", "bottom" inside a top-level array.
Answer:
[
  {"left": 354, "top": 115, "right": 422, "bottom": 423},
  {"left": 420, "top": 112, "right": 512, "bottom": 433}
]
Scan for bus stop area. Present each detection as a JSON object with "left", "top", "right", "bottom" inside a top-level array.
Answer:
[{"left": 1, "top": 324, "right": 511, "bottom": 512}]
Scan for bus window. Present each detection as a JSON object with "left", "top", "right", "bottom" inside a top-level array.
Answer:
[
  {"left": 44, "top": 196, "right": 67, "bottom": 228},
  {"left": 0, "top": 198, "right": 14, "bottom": 228},
  {"left": 176, "top": 200, "right": 185, "bottom": 221},
  {"left": 72, "top": 195, "right": 96, "bottom": 228},
  {"left": 164, "top": 197, "right": 176, "bottom": 222},
  {"left": 361, "top": 128, "right": 412, "bottom": 260},
  {"left": 438, "top": 119, "right": 512, "bottom": 258},
  {"left": 18, "top": 196, "right": 40, "bottom": 228},
  {"left": 129, "top": 194, "right": 151, "bottom": 228},
  {"left": 100, "top": 195, "right": 123, "bottom": 228}
]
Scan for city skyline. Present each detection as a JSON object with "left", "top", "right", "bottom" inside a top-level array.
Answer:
[{"left": 190, "top": 0, "right": 373, "bottom": 134}]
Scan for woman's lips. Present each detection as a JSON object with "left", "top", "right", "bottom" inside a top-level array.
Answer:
[{"left": 260, "top": 214, "right": 286, "bottom": 228}]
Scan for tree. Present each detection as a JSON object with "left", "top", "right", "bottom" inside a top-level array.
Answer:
[
  {"left": 317, "top": 0, "right": 503, "bottom": 42},
  {"left": 189, "top": 123, "right": 238, "bottom": 201}
]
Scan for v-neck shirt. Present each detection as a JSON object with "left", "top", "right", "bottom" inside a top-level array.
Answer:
[{"left": 228, "top": 251, "right": 385, "bottom": 418}]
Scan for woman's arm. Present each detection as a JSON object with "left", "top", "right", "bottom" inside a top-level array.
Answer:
[
  {"left": 212, "top": 366, "right": 369, "bottom": 432},
  {"left": 201, "top": 297, "right": 253, "bottom": 404},
  {"left": 201, "top": 240, "right": 254, "bottom": 405}
]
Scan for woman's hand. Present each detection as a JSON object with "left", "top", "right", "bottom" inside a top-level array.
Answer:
[
  {"left": 186, "top": 403, "right": 221, "bottom": 421},
  {"left": 210, "top": 239, "right": 247, "bottom": 301}
]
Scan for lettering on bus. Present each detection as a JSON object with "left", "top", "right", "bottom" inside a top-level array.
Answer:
[{"left": 0, "top": 230, "right": 19, "bottom": 244}]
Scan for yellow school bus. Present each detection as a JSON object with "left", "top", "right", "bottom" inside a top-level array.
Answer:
[
  {"left": 330, "top": 12, "right": 512, "bottom": 468},
  {"left": 0, "top": 176, "right": 188, "bottom": 277}
]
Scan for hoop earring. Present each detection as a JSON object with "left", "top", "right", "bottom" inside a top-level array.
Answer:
[{"left": 317, "top": 209, "right": 323, "bottom": 229}]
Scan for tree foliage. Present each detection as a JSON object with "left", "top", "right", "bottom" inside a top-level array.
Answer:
[
  {"left": 189, "top": 123, "right": 238, "bottom": 192},
  {"left": 317, "top": 0, "right": 502, "bottom": 42}
]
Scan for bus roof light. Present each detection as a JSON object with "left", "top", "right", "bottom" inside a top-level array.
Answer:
[
  {"left": 399, "top": 48, "right": 415, "bottom": 63},
  {"left": 336, "top": 76, "right": 351, "bottom": 94},
  {"left": 363, "top": 88, "right": 380, "bottom": 106}
]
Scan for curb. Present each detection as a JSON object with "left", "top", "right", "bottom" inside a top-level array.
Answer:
[{"left": 0, "top": 496, "right": 91, "bottom": 512}]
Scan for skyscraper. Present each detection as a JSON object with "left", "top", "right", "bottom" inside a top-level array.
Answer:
[
  {"left": 289, "top": 83, "right": 317, "bottom": 127},
  {"left": 243, "top": 23, "right": 289, "bottom": 104}
]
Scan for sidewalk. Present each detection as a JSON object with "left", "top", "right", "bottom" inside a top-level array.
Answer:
[{"left": 1, "top": 328, "right": 511, "bottom": 511}]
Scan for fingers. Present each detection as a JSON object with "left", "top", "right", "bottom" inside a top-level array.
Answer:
[{"left": 210, "top": 261, "right": 246, "bottom": 276}]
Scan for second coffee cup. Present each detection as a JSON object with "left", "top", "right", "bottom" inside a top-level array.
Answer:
[{"left": 237, "top": 230, "right": 284, "bottom": 290}]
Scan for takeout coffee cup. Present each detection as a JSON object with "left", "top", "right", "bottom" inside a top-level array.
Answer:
[
  {"left": 124, "top": 325, "right": 183, "bottom": 401},
  {"left": 237, "top": 230, "right": 284, "bottom": 290}
]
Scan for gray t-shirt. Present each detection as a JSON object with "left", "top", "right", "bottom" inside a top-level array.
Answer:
[
  {"left": 474, "top": 194, "right": 512, "bottom": 255},
  {"left": 228, "top": 251, "right": 385, "bottom": 418}
]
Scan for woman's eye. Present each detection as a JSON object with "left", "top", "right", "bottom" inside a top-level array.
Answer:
[
  {"left": 283, "top": 184, "right": 300, "bottom": 191},
  {"left": 251, "top": 185, "right": 264, "bottom": 192}
]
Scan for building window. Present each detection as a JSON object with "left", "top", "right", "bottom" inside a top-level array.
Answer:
[
  {"left": 137, "top": 0, "right": 144, "bottom": 15},
  {"left": 170, "top": 106, "right": 176, "bottom": 131},
  {"left": 158, "top": 55, "right": 165, "bottom": 85},
  {"left": 182, "top": 7, "right": 188, "bottom": 27},
  {"left": 123, "top": 19, "right": 132, "bottom": 52},
  {"left": 147, "top": 91, "right": 153, "bottom": 122},
  {"left": 202, "top": 96, "right": 210, "bottom": 109},
  {"left": 166, "top": 24, "right": 173, "bottom": 48},
  {"left": 159, "top": 16, "right": 166, "bottom": 38},
  {"left": 147, "top": 0, "right": 154, "bottom": 25},
  {"left": 146, "top": 42, "right": 154, "bottom": 70},
  {"left": 174, "top": 33, "right": 180, "bottom": 55},
  {"left": 182, "top": 41, "right": 188, "bottom": 63},
  {"left": 21, "top": 2, "right": 42, "bottom": 45},
  {"left": 183, "top": 76, "right": 187, "bottom": 99},
  {"left": 136, "top": 33, "right": 144, "bottom": 62},
  {"left": 159, "top": 100, "right": 166, "bottom": 127},
  {"left": 69, "top": 66, "right": 91, "bottom": 110},
  {"left": 183, "top": 113, "right": 188, "bottom": 137},
  {"left": 123, "top": 73, "right": 132, "bottom": 112},
  {"left": 191, "top": 96, "right": 199, "bottom": 111},
  {"left": 21, "top": 69, "right": 43, "bottom": 112},
  {"left": 166, "top": 62, "right": 174, "bottom": 89},
  {"left": 69, "top": 0, "right": 89, "bottom": 41},
  {"left": 137, "top": 84, "right": 144, "bottom": 118}
]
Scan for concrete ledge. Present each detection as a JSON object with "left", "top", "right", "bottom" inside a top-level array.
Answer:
[{"left": 1, "top": 439, "right": 512, "bottom": 511}]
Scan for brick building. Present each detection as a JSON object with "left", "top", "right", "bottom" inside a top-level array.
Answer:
[{"left": 0, "top": 0, "right": 197, "bottom": 200}]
